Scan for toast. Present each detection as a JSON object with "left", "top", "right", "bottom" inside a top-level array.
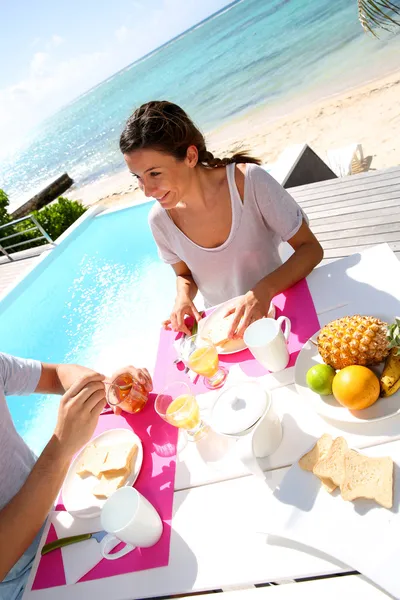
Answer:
[
  {"left": 208, "top": 313, "right": 237, "bottom": 347},
  {"left": 298, "top": 434, "right": 337, "bottom": 493},
  {"left": 208, "top": 313, "right": 247, "bottom": 347},
  {"left": 93, "top": 471, "right": 130, "bottom": 498},
  {"left": 313, "top": 437, "right": 349, "bottom": 487},
  {"left": 340, "top": 452, "right": 394, "bottom": 509},
  {"left": 99, "top": 442, "right": 138, "bottom": 476},
  {"left": 76, "top": 444, "right": 108, "bottom": 478}
]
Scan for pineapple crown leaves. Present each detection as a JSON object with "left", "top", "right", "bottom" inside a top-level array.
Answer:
[{"left": 387, "top": 317, "right": 400, "bottom": 355}]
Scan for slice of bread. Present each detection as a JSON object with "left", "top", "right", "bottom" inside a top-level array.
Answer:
[
  {"left": 99, "top": 442, "right": 138, "bottom": 476},
  {"left": 76, "top": 444, "right": 108, "bottom": 478},
  {"left": 299, "top": 434, "right": 337, "bottom": 493},
  {"left": 208, "top": 313, "right": 248, "bottom": 347},
  {"left": 92, "top": 472, "right": 129, "bottom": 498},
  {"left": 208, "top": 313, "right": 237, "bottom": 347},
  {"left": 340, "top": 452, "right": 394, "bottom": 509},
  {"left": 313, "top": 437, "right": 349, "bottom": 487},
  {"left": 299, "top": 434, "right": 334, "bottom": 471}
]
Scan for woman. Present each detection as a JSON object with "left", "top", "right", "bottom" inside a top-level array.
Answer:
[{"left": 120, "top": 101, "right": 323, "bottom": 339}]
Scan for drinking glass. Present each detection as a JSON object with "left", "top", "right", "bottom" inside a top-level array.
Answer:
[
  {"left": 155, "top": 381, "right": 207, "bottom": 442},
  {"left": 183, "top": 335, "right": 228, "bottom": 389},
  {"left": 107, "top": 372, "right": 148, "bottom": 414}
]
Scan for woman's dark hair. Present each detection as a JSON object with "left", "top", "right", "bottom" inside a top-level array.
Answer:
[{"left": 119, "top": 100, "right": 261, "bottom": 168}]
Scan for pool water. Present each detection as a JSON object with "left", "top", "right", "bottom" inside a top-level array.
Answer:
[{"left": 0, "top": 202, "right": 177, "bottom": 455}]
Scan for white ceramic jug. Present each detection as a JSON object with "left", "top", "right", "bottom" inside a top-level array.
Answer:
[{"left": 209, "top": 381, "right": 282, "bottom": 479}]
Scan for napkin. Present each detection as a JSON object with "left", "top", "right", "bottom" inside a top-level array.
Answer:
[
  {"left": 172, "top": 338, "right": 197, "bottom": 381},
  {"left": 51, "top": 512, "right": 104, "bottom": 584}
]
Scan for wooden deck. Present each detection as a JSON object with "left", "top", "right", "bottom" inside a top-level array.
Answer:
[
  {"left": 0, "top": 245, "right": 52, "bottom": 297},
  {"left": 289, "top": 165, "right": 400, "bottom": 263}
]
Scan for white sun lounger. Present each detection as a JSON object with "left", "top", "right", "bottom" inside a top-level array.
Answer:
[{"left": 326, "top": 143, "right": 371, "bottom": 177}]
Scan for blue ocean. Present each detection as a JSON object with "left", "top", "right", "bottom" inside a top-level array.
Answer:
[{"left": 1, "top": 0, "right": 400, "bottom": 209}]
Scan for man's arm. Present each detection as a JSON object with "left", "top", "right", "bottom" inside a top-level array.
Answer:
[
  {"left": 0, "top": 372, "right": 106, "bottom": 582},
  {"left": 35, "top": 363, "right": 98, "bottom": 395}
]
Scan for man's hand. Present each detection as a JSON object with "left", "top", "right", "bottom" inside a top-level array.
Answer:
[
  {"left": 53, "top": 373, "right": 106, "bottom": 458},
  {"left": 108, "top": 366, "right": 152, "bottom": 415}
]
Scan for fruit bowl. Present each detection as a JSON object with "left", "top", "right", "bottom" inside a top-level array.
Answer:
[{"left": 295, "top": 330, "right": 400, "bottom": 424}]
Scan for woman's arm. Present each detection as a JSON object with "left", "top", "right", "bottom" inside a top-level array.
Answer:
[
  {"left": 253, "top": 221, "right": 323, "bottom": 301},
  {"left": 162, "top": 261, "right": 202, "bottom": 335},
  {"left": 227, "top": 221, "right": 323, "bottom": 338},
  {"left": 172, "top": 261, "right": 199, "bottom": 303}
]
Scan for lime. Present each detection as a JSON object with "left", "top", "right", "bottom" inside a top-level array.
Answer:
[{"left": 306, "top": 364, "right": 336, "bottom": 395}]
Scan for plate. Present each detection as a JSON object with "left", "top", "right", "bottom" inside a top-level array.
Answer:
[
  {"left": 295, "top": 330, "right": 400, "bottom": 424},
  {"left": 261, "top": 441, "right": 400, "bottom": 599},
  {"left": 62, "top": 428, "right": 143, "bottom": 519},
  {"left": 198, "top": 298, "right": 276, "bottom": 355}
]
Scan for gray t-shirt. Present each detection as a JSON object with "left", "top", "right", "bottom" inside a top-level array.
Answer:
[
  {"left": 149, "top": 163, "right": 305, "bottom": 308},
  {"left": 0, "top": 352, "right": 42, "bottom": 600}
]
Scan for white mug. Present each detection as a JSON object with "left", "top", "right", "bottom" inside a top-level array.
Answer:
[
  {"left": 243, "top": 316, "right": 291, "bottom": 372},
  {"left": 100, "top": 487, "right": 163, "bottom": 560}
]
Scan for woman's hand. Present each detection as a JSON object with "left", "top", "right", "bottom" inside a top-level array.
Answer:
[
  {"left": 163, "top": 295, "right": 203, "bottom": 336},
  {"left": 109, "top": 365, "right": 153, "bottom": 415},
  {"left": 225, "top": 286, "right": 271, "bottom": 340}
]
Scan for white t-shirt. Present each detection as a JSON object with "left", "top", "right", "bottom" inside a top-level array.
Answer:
[
  {"left": 149, "top": 163, "right": 305, "bottom": 307},
  {"left": 0, "top": 352, "right": 42, "bottom": 599}
]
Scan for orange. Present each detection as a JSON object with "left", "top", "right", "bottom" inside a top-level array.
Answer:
[{"left": 332, "top": 365, "right": 380, "bottom": 410}]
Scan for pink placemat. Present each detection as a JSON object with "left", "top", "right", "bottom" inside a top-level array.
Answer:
[
  {"left": 222, "top": 278, "right": 320, "bottom": 379},
  {"left": 185, "top": 278, "right": 319, "bottom": 394},
  {"left": 32, "top": 326, "right": 180, "bottom": 590}
]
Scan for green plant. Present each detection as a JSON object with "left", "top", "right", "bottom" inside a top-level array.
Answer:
[
  {"left": 358, "top": 0, "right": 400, "bottom": 35},
  {"left": 0, "top": 189, "right": 11, "bottom": 226},
  {"left": 31, "top": 197, "right": 87, "bottom": 241},
  {"left": 3, "top": 197, "right": 87, "bottom": 253}
]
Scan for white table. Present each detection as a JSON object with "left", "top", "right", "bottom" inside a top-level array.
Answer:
[{"left": 23, "top": 243, "right": 400, "bottom": 600}]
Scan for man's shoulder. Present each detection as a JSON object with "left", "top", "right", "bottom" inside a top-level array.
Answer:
[{"left": 0, "top": 352, "right": 41, "bottom": 397}]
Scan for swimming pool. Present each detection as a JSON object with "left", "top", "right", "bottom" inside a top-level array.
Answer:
[{"left": 0, "top": 202, "right": 177, "bottom": 456}]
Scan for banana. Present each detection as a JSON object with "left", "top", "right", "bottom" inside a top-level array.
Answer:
[{"left": 380, "top": 348, "right": 400, "bottom": 397}]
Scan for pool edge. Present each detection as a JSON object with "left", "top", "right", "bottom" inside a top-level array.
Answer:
[{"left": 0, "top": 204, "right": 104, "bottom": 306}]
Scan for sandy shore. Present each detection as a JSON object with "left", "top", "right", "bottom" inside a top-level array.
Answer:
[{"left": 67, "top": 69, "right": 400, "bottom": 210}]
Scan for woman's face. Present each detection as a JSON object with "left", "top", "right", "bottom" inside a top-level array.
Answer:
[{"left": 124, "top": 147, "right": 197, "bottom": 209}]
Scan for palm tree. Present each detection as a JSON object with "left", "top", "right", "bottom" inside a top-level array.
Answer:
[{"left": 358, "top": 0, "right": 400, "bottom": 35}]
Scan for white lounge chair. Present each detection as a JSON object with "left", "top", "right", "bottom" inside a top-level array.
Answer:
[{"left": 326, "top": 143, "right": 371, "bottom": 177}]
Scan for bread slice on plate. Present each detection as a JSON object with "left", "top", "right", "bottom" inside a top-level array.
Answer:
[
  {"left": 299, "top": 434, "right": 337, "bottom": 493},
  {"left": 208, "top": 313, "right": 239, "bottom": 347},
  {"left": 313, "top": 437, "right": 349, "bottom": 487},
  {"left": 99, "top": 442, "right": 138, "bottom": 476},
  {"left": 340, "top": 452, "right": 394, "bottom": 509},
  {"left": 76, "top": 444, "right": 108, "bottom": 478},
  {"left": 92, "top": 471, "right": 130, "bottom": 498}
]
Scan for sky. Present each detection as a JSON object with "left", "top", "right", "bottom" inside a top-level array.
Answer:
[{"left": 0, "top": 0, "right": 232, "bottom": 156}]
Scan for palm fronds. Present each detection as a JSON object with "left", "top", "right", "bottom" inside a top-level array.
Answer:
[{"left": 358, "top": 0, "right": 400, "bottom": 35}]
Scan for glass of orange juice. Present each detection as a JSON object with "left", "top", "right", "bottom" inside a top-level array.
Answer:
[
  {"left": 184, "top": 335, "right": 228, "bottom": 389},
  {"left": 155, "top": 381, "right": 207, "bottom": 442}
]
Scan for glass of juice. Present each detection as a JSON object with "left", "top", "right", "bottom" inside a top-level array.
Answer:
[
  {"left": 107, "top": 372, "right": 148, "bottom": 414},
  {"left": 184, "top": 335, "right": 228, "bottom": 389},
  {"left": 155, "top": 381, "right": 207, "bottom": 442}
]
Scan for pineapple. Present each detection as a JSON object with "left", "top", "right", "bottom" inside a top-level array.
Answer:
[
  {"left": 317, "top": 315, "right": 389, "bottom": 371},
  {"left": 380, "top": 317, "right": 400, "bottom": 397}
]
